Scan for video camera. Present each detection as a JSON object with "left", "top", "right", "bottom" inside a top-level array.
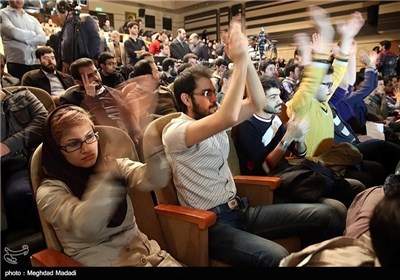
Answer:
[
  {"left": 258, "top": 27, "right": 268, "bottom": 59},
  {"left": 56, "top": 0, "right": 81, "bottom": 15}
]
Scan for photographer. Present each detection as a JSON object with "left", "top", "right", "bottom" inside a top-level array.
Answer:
[
  {"left": 56, "top": 0, "right": 100, "bottom": 73},
  {"left": 247, "top": 35, "right": 259, "bottom": 66}
]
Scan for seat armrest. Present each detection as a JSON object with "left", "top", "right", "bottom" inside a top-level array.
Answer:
[
  {"left": 155, "top": 204, "right": 216, "bottom": 230},
  {"left": 155, "top": 204, "right": 216, "bottom": 266},
  {"left": 233, "top": 175, "right": 281, "bottom": 190},
  {"left": 234, "top": 175, "right": 281, "bottom": 206},
  {"left": 30, "top": 248, "right": 82, "bottom": 267}
]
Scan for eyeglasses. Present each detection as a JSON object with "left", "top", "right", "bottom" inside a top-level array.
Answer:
[
  {"left": 193, "top": 89, "right": 216, "bottom": 99},
  {"left": 321, "top": 82, "right": 333, "bottom": 88},
  {"left": 58, "top": 132, "right": 99, "bottom": 153}
]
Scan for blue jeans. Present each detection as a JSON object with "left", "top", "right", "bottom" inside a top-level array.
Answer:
[{"left": 209, "top": 202, "right": 344, "bottom": 267}]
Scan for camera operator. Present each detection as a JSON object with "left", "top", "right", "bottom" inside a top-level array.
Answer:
[
  {"left": 257, "top": 28, "right": 273, "bottom": 61},
  {"left": 247, "top": 35, "right": 259, "bottom": 66},
  {"left": 56, "top": 0, "right": 100, "bottom": 73}
]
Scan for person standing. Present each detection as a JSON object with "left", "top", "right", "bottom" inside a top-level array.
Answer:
[
  {"left": 170, "top": 28, "right": 191, "bottom": 60},
  {"left": 56, "top": 0, "right": 101, "bottom": 73},
  {"left": 189, "top": 33, "right": 210, "bottom": 62},
  {"left": 0, "top": 0, "right": 46, "bottom": 80},
  {"left": 124, "top": 21, "right": 148, "bottom": 66},
  {"left": 108, "top": 30, "right": 126, "bottom": 66}
]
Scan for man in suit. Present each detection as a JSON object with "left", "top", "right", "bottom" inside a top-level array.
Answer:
[
  {"left": 107, "top": 30, "right": 126, "bottom": 66},
  {"left": 22, "top": 46, "right": 76, "bottom": 106},
  {"left": 170, "top": 28, "right": 191, "bottom": 60}
]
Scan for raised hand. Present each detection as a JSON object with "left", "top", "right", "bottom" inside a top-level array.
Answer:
[
  {"left": 223, "top": 17, "right": 248, "bottom": 62},
  {"left": 293, "top": 33, "right": 311, "bottom": 66},
  {"left": 359, "top": 50, "right": 378, "bottom": 68},
  {"left": 308, "top": 5, "right": 334, "bottom": 54},
  {"left": 81, "top": 72, "right": 97, "bottom": 97},
  {"left": 336, "top": 11, "right": 365, "bottom": 39}
]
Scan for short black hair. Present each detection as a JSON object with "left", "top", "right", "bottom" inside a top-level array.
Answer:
[
  {"left": 174, "top": 65, "right": 211, "bottom": 113},
  {"left": 69, "top": 58, "right": 94, "bottom": 80},
  {"left": 127, "top": 21, "right": 139, "bottom": 29},
  {"left": 162, "top": 58, "right": 176, "bottom": 72},
  {"left": 97, "top": 52, "right": 115, "bottom": 66},
  {"left": 380, "top": 40, "right": 391, "bottom": 50},
  {"left": 35, "top": 46, "right": 55, "bottom": 59}
]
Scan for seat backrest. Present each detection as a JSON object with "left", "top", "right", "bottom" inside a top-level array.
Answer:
[
  {"left": 63, "top": 84, "right": 80, "bottom": 97},
  {"left": 30, "top": 125, "right": 168, "bottom": 254},
  {"left": 21, "top": 69, "right": 38, "bottom": 85},
  {"left": 227, "top": 127, "right": 241, "bottom": 176},
  {"left": 142, "top": 112, "right": 181, "bottom": 205},
  {"left": 3, "top": 86, "right": 56, "bottom": 113}
]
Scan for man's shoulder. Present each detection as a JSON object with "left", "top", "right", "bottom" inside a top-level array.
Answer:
[
  {"left": 4, "top": 87, "right": 36, "bottom": 103},
  {"left": 56, "top": 70, "right": 73, "bottom": 79},
  {"left": 60, "top": 89, "right": 83, "bottom": 105},
  {"left": 25, "top": 69, "right": 44, "bottom": 79}
]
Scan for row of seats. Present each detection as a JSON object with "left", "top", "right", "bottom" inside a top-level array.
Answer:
[
  {"left": 29, "top": 113, "right": 301, "bottom": 267},
  {"left": 3, "top": 86, "right": 300, "bottom": 267}
]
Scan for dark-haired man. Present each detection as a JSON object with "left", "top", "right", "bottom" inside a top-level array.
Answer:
[
  {"left": 97, "top": 52, "right": 125, "bottom": 88},
  {"left": 22, "top": 46, "right": 76, "bottom": 105},
  {"left": 162, "top": 18, "right": 344, "bottom": 267},
  {"left": 124, "top": 21, "right": 148, "bottom": 66},
  {"left": 60, "top": 57, "right": 141, "bottom": 143}
]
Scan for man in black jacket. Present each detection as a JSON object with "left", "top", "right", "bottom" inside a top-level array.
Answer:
[
  {"left": 170, "top": 28, "right": 191, "bottom": 60},
  {"left": 1, "top": 87, "right": 47, "bottom": 231},
  {"left": 22, "top": 46, "right": 76, "bottom": 106}
]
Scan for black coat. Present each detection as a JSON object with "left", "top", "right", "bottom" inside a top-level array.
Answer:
[{"left": 22, "top": 69, "right": 76, "bottom": 95}]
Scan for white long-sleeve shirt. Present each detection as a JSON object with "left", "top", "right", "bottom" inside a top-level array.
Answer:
[{"left": 0, "top": 6, "right": 46, "bottom": 65}]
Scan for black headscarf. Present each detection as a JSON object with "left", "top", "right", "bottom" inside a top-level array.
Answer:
[{"left": 41, "top": 105, "right": 127, "bottom": 227}]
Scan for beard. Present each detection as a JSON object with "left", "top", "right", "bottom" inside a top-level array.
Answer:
[
  {"left": 263, "top": 104, "right": 282, "bottom": 115},
  {"left": 191, "top": 97, "right": 218, "bottom": 120},
  {"left": 42, "top": 64, "right": 56, "bottom": 73}
]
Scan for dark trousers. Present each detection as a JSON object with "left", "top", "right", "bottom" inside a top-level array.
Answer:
[
  {"left": 356, "top": 139, "right": 400, "bottom": 177},
  {"left": 208, "top": 202, "right": 343, "bottom": 267},
  {"left": 1, "top": 168, "right": 40, "bottom": 230},
  {"left": 6, "top": 63, "right": 40, "bottom": 81}
]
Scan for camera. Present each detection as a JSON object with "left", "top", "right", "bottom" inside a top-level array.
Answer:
[
  {"left": 258, "top": 27, "right": 267, "bottom": 53},
  {"left": 56, "top": 0, "right": 81, "bottom": 15}
]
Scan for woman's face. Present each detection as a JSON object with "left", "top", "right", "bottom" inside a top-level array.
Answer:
[{"left": 59, "top": 123, "right": 98, "bottom": 168}]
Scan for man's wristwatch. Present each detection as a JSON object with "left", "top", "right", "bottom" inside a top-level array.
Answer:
[{"left": 280, "top": 140, "right": 290, "bottom": 150}]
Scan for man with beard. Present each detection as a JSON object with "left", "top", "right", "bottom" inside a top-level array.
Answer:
[
  {"left": 97, "top": 52, "right": 125, "bottom": 88},
  {"left": 60, "top": 58, "right": 141, "bottom": 144},
  {"left": 234, "top": 77, "right": 353, "bottom": 218},
  {"left": 22, "top": 46, "right": 76, "bottom": 106},
  {"left": 160, "top": 58, "right": 178, "bottom": 87},
  {"left": 235, "top": 77, "right": 308, "bottom": 177},
  {"left": 162, "top": 18, "right": 344, "bottom": 267}
]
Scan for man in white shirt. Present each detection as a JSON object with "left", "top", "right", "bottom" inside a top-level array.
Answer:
[{"left": 0, "top": 0, "right": 46, "bottom": 80}]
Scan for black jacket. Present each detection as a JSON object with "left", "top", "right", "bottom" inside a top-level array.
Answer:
[
  {"left": 22, "top": 69, "right": 76, "bottom": 95},
  {"left": 1, "top": 88, "right": 47, "bottom": 164}
]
